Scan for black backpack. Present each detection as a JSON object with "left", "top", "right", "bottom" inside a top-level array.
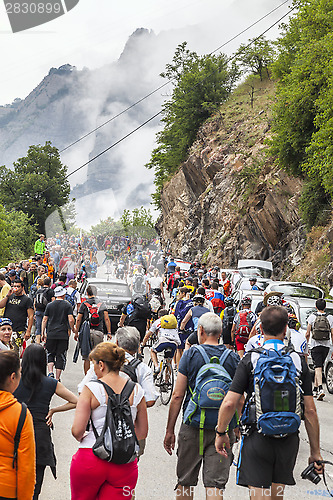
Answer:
[
  {"left": 312, "top": 313, "right": 331, "bottom": 341},
  {"left": 222, "top": 306, "right": 236, "bottom": 332},
  {"left": 121, "top": 358, "right": 142, "bottom": 383},
  {"left": 90, "top": 380, "right": 138, "bottom": 464},
  {"left": 129, "top": 296, "right": 151, "bottom": 321},
  {"left": 35, "top": 288, "right": 48, "bottom": 309}
]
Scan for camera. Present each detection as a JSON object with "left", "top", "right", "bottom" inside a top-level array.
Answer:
[{"left": 301, "top": 463, "right": 321, "bottom": 485}]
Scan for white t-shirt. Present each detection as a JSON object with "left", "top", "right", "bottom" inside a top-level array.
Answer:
[
  {"left": 78, "top": 353, "right": 159, "bottom": 403},
  {"left": 79, "top": 379, "right": 144, "bottom": 449},
  {"left": 245, "top": 328, "right": 308, "bottom": 355},
  {"left": 148, "top": 276, "right": 163, "bottom": 289},
  {"left": 307, "top": 312, "right": 333, "bottom": 348},
  {"left": 150, "top": 318, "right": 180, "bottom": 344},
  {"left": 66, "top": 287, "right": 80, "bottom": 306}
]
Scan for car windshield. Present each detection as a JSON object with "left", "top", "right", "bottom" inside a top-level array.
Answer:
[
  {"left": 93, "top": 282, "right": 130, "bottom": 297},
  {"left": 300, "top": 307, "right": 333, "bottom": 329},
  {"left": 270, "top": 285, "right": 322, "bottom": 299},
  {"left": 239, "top": 280, "right": 269, "bottom": 291}
]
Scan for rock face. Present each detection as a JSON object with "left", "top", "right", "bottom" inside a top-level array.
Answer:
[{"left": 157, "top": 81, "right": 305, "bottom": 275}]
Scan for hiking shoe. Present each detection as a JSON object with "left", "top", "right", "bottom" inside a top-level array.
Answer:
[
  {"left": 48, "top": 372, "right": 55, "bottom": 378},
  {"left": 317, "top": 389, "right": 325, "bottom": 401}
]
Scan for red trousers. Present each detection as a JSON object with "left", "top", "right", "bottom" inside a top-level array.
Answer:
[{"left": 70, "top": 448, "right": 138, "bottom": 500}]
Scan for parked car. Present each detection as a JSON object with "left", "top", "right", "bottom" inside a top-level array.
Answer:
[
  {"left": 237, "top": 259, "right": 273, "bottom": 279},
  {"left": 324, "top": 347, "right": 333, "bottom": 394},
  {"left": 78, "top": 277, "right": 131, "bottom": 334},
  {"left": 232, "top": 277, "right": 272, "bottom": 294},
  {"left": 264, "top": 282, "right": 324, "bottom": 300},
  {"left": 287, "top": 297, "right": 333, "bottom": 383}
]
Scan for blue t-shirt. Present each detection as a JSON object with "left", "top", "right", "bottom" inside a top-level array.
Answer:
[
  {"left": 179, "top": 344, "right": 240, "bottom": 411},
  {"left": 191, "top": 305, "right": 210, "bottom": 331},
  {"left": 174, "top": 299, "right": 193, "bottom": 329}
]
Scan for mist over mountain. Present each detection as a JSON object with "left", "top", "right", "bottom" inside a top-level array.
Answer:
[{"left": 0, "top": 0, "right": 288, "bottom": 227}]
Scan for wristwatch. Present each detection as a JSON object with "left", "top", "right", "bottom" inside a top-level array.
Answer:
[{"left": 215, "top": 425, "right": 227, "bottom": 436}]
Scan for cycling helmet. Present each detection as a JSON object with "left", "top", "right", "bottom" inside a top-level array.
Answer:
[
  {"left": 224, "top": 297, "right": 234, "bottom": 307},
  {"left": 0, "top": 318, "right": 12, "bottom": 327},
  {"left": 288, "top": 313, "right": 299, "bottom": 330},
  {"left": 266, "top": 295, "right": 283, "bottom": 306},
  {"left": 249, "top": 277, "right": 257, "bottom": 282},
  {"left": 241, "top": 296, "right": 252, "bottom": 306},
  {"left": 160, "top": 314, "right": 177, "bottom": 329},
  {"left": 193, "top": 294, "right": 205, "bottom": 303}
]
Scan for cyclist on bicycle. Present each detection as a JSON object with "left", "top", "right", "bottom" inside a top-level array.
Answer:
[{"left": 141, "top": 310, "right": 180, "bottom": 374}]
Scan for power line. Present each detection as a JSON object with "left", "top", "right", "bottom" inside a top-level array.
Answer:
[
  {"left": 60, "top": 0, "right": 292, "bottom": 154},
  {"left": 42, "top": 1, "right": 296, "bottom": 196}
]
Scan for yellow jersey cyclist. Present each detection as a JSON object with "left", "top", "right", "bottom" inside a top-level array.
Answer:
[{"left": 141, "top": 310, "right": 180, "bottom": 374}]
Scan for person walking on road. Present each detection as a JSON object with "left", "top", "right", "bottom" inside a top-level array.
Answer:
[
  {"left": 41, "top": 286, "right": 75, "bottom": 381},
  {"left": 0, "top": 351, "right": 36, "bottom": 500},
  {"left": 74, "top": 285, "right": 111, "bottom": 374},
  {"left": 215, "top": 306, "right": 323, "bottom": 500},
  {"left": 71, "top": 342, "right": 148, "bottom": 500},
  {"left": 0, "top": 278, "right": 34, "bottom": 356},
  {"left": 0, "top": 317, "right": 13, "bottom": 350},
  {"left": 164, "top": 312, "right": 240, "bottom": 499},
  {"left": 306, "top": 298, "right": 333, "bottom": 400},
  {"left": 14, "top": 344, "right": 78, "bottom": 499}
]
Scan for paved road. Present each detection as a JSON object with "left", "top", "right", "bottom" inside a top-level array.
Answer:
[{"left": 41, "top": 259, "right": 333, "bottom": 499}]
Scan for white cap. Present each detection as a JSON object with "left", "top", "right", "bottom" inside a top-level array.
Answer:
[{"left": 54, "top": 286, "right": 66, "bottom": 297}]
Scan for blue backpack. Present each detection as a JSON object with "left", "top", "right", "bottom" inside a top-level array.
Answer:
[
  {"left": 252, "top": 347, "right": 302, "bottom": 437},
  {"left": 183, "top": 345, "right": 237, "bottom": 454},
  {"left": 65, "top": 289, "right": 77, "bottom": 309}
]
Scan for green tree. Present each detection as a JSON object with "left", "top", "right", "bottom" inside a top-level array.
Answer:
[
  {"left": 0, "top": 142, "right": 70, "bottom": 233},
  {"left": 237, "top": 36, "right": 276, "bottom": 81},
  {"left": 269, "top": 0, "right": 333, "bottom": 227},
  {"left": 146, "top": 42, "right": 240, "bottom": 207},
  {"left": 90, "top": 216, "right": 123, "bottom": 236},
  {"left": 120, "top": 207, "right": 156, "bottom": 239},
  {"left": 0, "top": 204, "right": 38, "bottom": 266}
]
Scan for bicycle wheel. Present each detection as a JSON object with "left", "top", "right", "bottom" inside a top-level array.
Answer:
[{"left": 159, "top": 361, "right": 174, "bottom": 405}]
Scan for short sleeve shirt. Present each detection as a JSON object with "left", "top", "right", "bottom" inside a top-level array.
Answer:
[
  {"left": 4, "top": 294, "right": 33, "bottom": 331},
  {"left": 179, "top": 344, "right": 240, "bottom": 411},
  {"left": 79, "top": 298, "right": 107, "bottom": 333},
  {"left": 44, "top": 299, "right": 73, "bottom": 339},
  {"left": 230, "top": 339, "right": 313, "bottom": 398},
  {"left": 307, "top": 312, "right": 333, "bottom": 348}
]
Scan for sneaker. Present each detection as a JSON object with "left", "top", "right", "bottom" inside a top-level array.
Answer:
[
  {"left": 154, "top": 366, "right": 160, "bottom": 375},
  {"left": 48, "top": 372, "right": 55, "bottom": 378},
  {"left": 313, "top": 387, "right": 318, "bottom": 399},
  {"left": 317, "top": 389, "right": 325, "bottom": 401}
]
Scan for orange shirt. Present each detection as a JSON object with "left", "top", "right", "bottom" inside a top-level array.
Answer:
[
  {"left": 48, "top": 265, "right": 55, "bottom": 281},
  {"left": 0, "top": 391, "right": 36, "bottom": 499}
]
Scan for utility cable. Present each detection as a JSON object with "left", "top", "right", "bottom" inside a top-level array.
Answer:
[
  {"left": 41, "top": 1, "right": 297, "bottom": 196},
  {"left": 60, "top": 0, "right": 292, "bottom": 154}
]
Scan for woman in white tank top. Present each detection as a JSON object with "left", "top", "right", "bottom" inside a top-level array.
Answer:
[{"left": 71, "top": 342, "right": 148, "bottom": 500}]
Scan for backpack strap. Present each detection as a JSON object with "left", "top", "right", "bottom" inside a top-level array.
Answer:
[
  {"left": 129, "top": 358, "right": 142, "bottom": 370},
  {"left": 119, "top": 379, "right": 136, "bottom": 402},
  {"left": 193, "top": 344, "right": 211, "bottom": 364},
  {"left": 219, "top": 348, "right": 232, "bottom": 366},
  {"left": 13, "top": 402, "right": 27, "bottom": 469}
]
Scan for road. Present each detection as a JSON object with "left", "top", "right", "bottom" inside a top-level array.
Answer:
[{"left": 41, "top": 257, "right": 333, "bottom": 499}]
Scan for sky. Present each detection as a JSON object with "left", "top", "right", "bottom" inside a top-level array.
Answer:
[
  {"left": 0, "top": 0, "right": 291, "bottom": 105},
  {"left": 0, "top": 0, "right": 293, "bottom": 230}
]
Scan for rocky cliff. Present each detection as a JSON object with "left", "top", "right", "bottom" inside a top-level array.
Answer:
[{"left": 157, "top": 79, "right": 306, "bottom": 276}]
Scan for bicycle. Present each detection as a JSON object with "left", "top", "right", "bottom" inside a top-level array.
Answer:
[{"left": 148, "top": 347, "right": 175, "bottom": 405}]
